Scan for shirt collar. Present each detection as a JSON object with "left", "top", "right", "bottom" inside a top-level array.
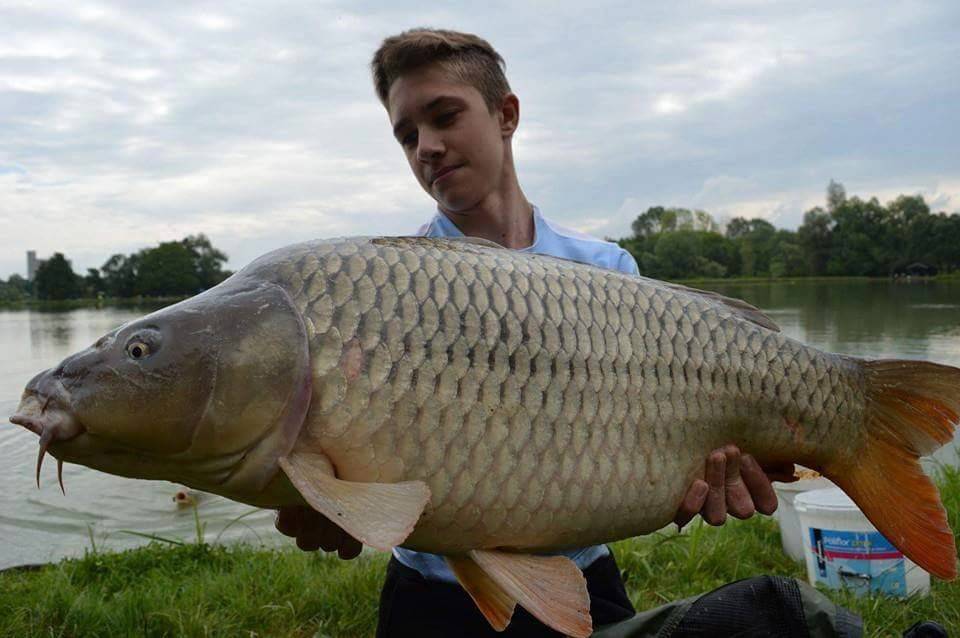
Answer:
[{"left": 430, "top": 205, "right": 544, "bottom": 251}]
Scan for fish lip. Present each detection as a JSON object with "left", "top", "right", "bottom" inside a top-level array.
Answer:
[
  {"left": 9, "top": 413, "right": 46, "bottom": 436},
  {"left": 11, "top": 386, "right": 87, "bottom": 493},
  {"left": 9, "top": 407, "right": 88, "bottom": 446},
  {"left": 10, "top": 375, "right": 88, "bottom": 446}
]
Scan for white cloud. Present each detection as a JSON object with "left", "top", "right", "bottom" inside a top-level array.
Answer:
[
  {"left": 189, "top": 13, "right": 234, "bottom": 31},
  {"left": 1, "top": 0, "right": 958, "bottom": 278}
]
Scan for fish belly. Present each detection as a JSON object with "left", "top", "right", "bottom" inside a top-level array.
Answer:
[{"left": 252, "top": 237, "right": 865, "bottom": 554}]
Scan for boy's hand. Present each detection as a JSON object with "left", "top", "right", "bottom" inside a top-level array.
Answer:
[
  {"left": 275, "top": 505, "right": 363, "bottom": 559},
  {"left": 674, "top": 444, "right": 796, "bottom": 529}
]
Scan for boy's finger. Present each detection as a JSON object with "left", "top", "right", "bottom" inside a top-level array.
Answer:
[
  {"left": 296, "top": 530, "right": 322, "bottom": 552},
  {"left": 742, "top": 454, "right": 779, "bottom": 515},
  {"left": 339, "top": 536, "right": 363, "bottom": 560},
  {"left": 274, "top": 507, "right": 303, "bottom": 537},
  {"left": 723, "top": 445, "right": 755, "bottom": 519},
  {"left": 674, "top": 479, "right": 708, "bottom": 529},
  {"left": 703, "top": 449, "right": 727, "bottom": 525},
  {"left": 318, "top": 522, "right": 342, "bottom": 552}
]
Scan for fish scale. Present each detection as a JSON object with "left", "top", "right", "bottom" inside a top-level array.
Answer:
[{"left": 239, "top": 236, "right": 861, "bottom": 554}]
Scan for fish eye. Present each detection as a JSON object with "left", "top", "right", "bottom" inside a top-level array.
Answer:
[
  {"left": 126, "top": 341, "right": 151, "bottom": 360},
  {"left": 123, "top": 327, "right": 161, "bottom": 361}
]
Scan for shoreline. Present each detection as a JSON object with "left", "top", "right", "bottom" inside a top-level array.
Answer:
[
  {"left": 0, "top": 296, "right": 187, "bottom": 311},
  {"left": 4, "top": 275, "right": 960, "bottom": 310}
]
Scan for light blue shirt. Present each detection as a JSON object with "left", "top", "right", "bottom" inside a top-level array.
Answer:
[{"left": 394, "top": 205, "right": 640, "bottom": 582}]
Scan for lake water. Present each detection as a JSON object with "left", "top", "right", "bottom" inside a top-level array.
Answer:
[{"left": 2, "top": 280, "right": 960, "bottom": 570}]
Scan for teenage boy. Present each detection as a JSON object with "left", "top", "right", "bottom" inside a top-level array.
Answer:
[{"left": 276, "top": 28, "right": 794, "bottom": 637}]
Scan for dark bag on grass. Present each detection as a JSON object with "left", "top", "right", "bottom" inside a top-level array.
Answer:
[{"left": 593, "top": 575, "right": 863, "bottom": 638}]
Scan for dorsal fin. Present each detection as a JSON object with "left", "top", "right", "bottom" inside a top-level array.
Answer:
[{"left": 660, "top": 281, "right": 781, "bottom": 332}]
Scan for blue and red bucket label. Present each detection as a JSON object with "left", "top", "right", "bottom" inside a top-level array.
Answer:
[{"left": 808, "top": 528, "right": 908, "bottom": 596}]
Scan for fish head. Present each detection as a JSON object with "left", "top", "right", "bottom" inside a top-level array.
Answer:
[{"left": 9, "top": 280, "right": 312, "bottom": 504}]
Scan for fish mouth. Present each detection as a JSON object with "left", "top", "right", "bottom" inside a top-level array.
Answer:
[{"left": 9, "top": 372, "right": 86, "bottom": 494}]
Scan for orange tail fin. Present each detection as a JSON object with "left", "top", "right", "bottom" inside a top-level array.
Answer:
[{"left": 828, "top": 359, "right": 959, "bottom": 580}]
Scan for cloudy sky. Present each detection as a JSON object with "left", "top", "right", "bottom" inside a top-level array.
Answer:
[{"left": 2, "top": 0, "right": 958, "bottom": 278}]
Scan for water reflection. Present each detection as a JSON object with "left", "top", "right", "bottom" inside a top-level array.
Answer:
[
  {"left": 29, "top": 311, "right": 74, "bottom": 350},
  {"left": 704, "top": 280, "right": 960, "bottom": 365}
]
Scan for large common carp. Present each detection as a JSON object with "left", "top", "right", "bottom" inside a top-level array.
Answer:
[{"left": 10, "top": 237, "right": 959, "bottom": 636}]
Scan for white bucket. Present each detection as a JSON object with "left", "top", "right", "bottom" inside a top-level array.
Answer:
[
  {"left": 794, "top": 487, "right": 930, "bottom": 597},
  {"left": 773, "top": 473, "right": 835, "bottom": 562}
]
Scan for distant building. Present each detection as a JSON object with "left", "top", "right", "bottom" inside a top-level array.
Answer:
[
  {"left": 894, "top": 262, "right": 938, "bottom": 278},
  {"left": 26, "top": 251, "right": 44, "bottom": 281},
  {"left": 26, "top": 251, "right": 71, "bottom": 280}
]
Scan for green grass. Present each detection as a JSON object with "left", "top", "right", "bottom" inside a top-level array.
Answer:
[
  {"left": 5, "top": 468, "right": 960, "bottom": 637},
  {"left": 0, "top": 543, "right": 386, "bottom": 637}
]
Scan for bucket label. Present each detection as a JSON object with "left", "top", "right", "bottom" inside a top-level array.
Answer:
[{"left": 808, "top": 528, "right": 907, "bottom": 596}]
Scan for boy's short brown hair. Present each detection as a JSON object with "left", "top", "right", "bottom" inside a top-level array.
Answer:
[{"left": 371, "top": 28, "right": 511, "bottom": 112}]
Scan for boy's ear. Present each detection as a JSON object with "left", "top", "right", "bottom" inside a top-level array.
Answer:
[{"left": 498, "top": 93, "right": 520, "bottom": 137}]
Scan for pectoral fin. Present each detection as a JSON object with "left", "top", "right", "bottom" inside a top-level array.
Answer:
[
  {"left": 447, "top": 555, "right": 517, "bottom": 631},
  {"left": 459, "top": 549, "right": 592, "bottom": 637},
  {"left": 278, "top": 450, "right": 430, "bottom": 551}
]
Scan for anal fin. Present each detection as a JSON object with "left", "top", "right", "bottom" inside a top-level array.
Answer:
[
  {"left": 278, "top": 450, "right": 430, "bottom": 551},
  {"left": 467, "top": 549, "right": 592, "bottom": 638},
  {"left": 447, "top": 555, "right": 517, "bottom": 631}
]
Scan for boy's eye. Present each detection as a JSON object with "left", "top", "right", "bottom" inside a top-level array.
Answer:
[
  {"left": 401, "top": 131, "right": 418, "bottom": 147},
  {"left": 436, "top": 111, "right": 458, "bottom": 126}
]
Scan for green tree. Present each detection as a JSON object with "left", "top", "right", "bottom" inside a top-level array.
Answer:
[
  {"left": 888, "top": 194, "right": 933, "bottom": 267},
  {"left": 0, "top": 274, "right": 31, "bottom": 302},
  {"left": 654, "top": 230, "right": 701, "bottom": 279},
  {"left": 34, "top": 253, "right": 79, "bottom": 300},
  {"left": 827, "top": 179, "right": 846, "bottom": 212},
  {"left": 726, "top": 218, "right": 777, "bottom": 276},
  {"left": 631, "top": 207, "right": 719, "bottom": 238},
  {"left": 182, "top": 234, "right": 230, "bottom": 290},
  {"left": 652, "top": 230, "right": 728, "bottom": 279},
  {"left": 699, "top": 232, "right": 736, "bottom": 276},
  {"left": 797, "top": 207, "right": 833, "bottom": 276},
  {"left": 769, "top": 231, "right": 805, "bottom": 277},
  {"left": 928, "top": 212, "right": 960, "bottom": 273},
  {"left": 83, "top": 268, "right": 105, "bottom": 297},
  {"left": 631, "top": 206, "right": 670, "bottom": 238},
  {"left": 827, "top": 196, "right": 889, "bottom": 276},
  {"left": 621, "top": 185, "right": 957, "bottom": 279},
  {"left": 136, "top": 241, "right": 201, "bottom": 296},
  {"left": 101, "top": 253, "right": 141, "bottom": 297}
]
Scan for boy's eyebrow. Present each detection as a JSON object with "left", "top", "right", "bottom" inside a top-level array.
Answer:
[{"left": 392, "top": 95, "right": 466, "bottom": 138}]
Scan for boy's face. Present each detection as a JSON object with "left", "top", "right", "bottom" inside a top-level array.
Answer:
[{"left": 387, "top": 65, "right": 515, "bottom": 214}]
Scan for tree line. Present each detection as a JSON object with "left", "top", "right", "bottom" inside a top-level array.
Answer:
[
  {"left": 0, "top": 235, "right": 232, "bottom": 301},
  {"left": 617, "top": 181, "right": 960, "bottom": 279},
  {"left": 3, "top": 182, "right": 958, "bottom": 302}
]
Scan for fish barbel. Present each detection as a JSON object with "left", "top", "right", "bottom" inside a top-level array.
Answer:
[{"left": 10, "top": 236, "right": 960, "bottom": 636}]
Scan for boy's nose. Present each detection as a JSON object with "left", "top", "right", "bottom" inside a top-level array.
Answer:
[{"left": 416, "top": 130, "right": 445, "bottom": 161}]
